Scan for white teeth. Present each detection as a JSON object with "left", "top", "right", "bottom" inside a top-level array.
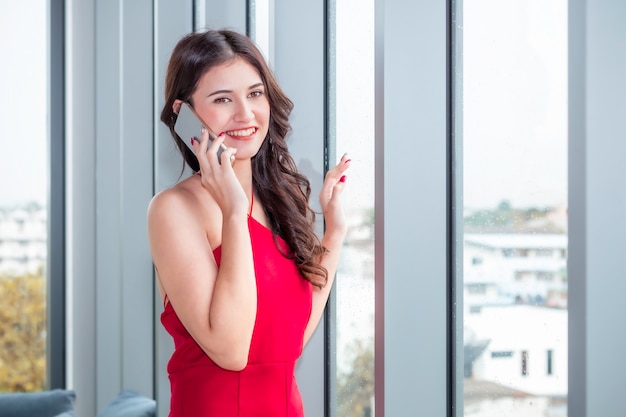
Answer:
[{"left": 226, "top": 128, "right": 256, "bottom": 137}]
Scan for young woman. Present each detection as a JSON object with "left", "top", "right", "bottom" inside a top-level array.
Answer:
[{"left": 147, "top": 29, "right": 350, "bottom": 417}]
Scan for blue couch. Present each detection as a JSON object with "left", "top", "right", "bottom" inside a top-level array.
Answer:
[{"left": 0, "top": 389, "right": 156, "bottom": 417}]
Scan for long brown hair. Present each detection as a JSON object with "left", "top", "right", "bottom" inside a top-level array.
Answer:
[{"left": 160, "top": 29, "right": 328, "bottom": 288}]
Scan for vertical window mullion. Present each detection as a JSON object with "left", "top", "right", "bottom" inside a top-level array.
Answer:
[{"left": 48, "top": 0, "right": 66, "bottom": 389}]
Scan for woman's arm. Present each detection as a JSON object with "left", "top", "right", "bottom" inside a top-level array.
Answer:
[
  {"left": 303, "top": 154, "right": 351, "bottom": 345},
  {"left": 148, "top": 134, "right": 257, "bottom": 371},
  {"left": 148, "top": 188, "right": 256, "bottom": 371}
]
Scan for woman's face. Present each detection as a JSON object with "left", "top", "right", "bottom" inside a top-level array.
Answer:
[{"left": 190, "top": 57, "right": 270, "bottom": 160}]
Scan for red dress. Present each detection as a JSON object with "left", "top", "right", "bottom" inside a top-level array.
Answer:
[{"left": 161, "top": 216, "right": 313, "bottom": 417}]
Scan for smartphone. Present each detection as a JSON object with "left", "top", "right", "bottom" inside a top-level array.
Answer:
[{"left": 174, "top": 102, "right": 227, "bottom": 162}]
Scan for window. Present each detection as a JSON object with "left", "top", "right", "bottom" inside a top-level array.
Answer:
[
  {"left": 547, "top": 349, "right": 553, "bottom": 376},
  {"left": 0, "top": 0, "right": 50, "bottom": 392},
  {"left": 537, "top": 271, "right": 555, "bottom": 281},
  {"left": 492, "top": 351, "right": 513, "bottom": 358},
  {"left": 329, "top": 0, "right": 375, "bottom": 415},
  {"left": 521, "top": 351, "right": 529, "bottom": 376},
  {"left": 456, "top": 0, "right": 568, "bottom": 415}
]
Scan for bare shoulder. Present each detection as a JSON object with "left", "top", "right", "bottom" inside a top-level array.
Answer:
[
  {"left": 149, "top": 175, "right": 212, "bottom": 216},
  {"left": 148, "top": 180, "right": 196, "bottom": 221},
  {"left": 147, "top": 176, "right": 222, "bottom": 248},
  {"left": 147, "top": 177, "right": 221, "bottom": 310}
]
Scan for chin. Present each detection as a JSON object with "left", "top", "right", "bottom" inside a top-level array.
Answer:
[{"left": 233, "top": 146, "right": 262, "bottom": 161}]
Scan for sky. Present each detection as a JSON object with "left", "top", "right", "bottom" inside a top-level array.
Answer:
[
  {"left": 335, "top": 0, "right": 568, "bottom": 212},
  {"left": 0, "top": 0, "right": 48, "bottom": 207},
  {"left": 462, "top": 0, "right": 568, "bottom": 209},
  {"left": 0, "top": 0, "right": 568, "bottom": 210}
]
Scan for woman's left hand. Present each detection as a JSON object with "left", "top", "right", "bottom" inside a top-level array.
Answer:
[
  {"left": 319, "top": 153, "right": 351, "bottom": 238},
  {"left": 304, "top": 153, "right": 351, "bottom": 343}
]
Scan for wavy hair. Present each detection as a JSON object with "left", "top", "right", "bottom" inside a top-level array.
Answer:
[{"left": 160, "top": 29, "right": 328, "bottom": 288}]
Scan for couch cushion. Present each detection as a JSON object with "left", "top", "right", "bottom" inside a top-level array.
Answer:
[
  {"left": 97, "top": 390, "right": 156, "bottom": 417},
  {"left": 0, "top": 389, "right": 75, "bottom": 417}
]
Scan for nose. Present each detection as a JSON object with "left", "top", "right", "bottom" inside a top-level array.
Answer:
[{"left": 233, "top": 100, "right": 254, "bottom": 122}]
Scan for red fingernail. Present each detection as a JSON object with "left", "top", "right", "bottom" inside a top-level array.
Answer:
[
  {"left": 344, "top": 159, "right": 351, "bottom": 164},
  {"left": 340, "top": 175, "right": 347, "bottom": 183},
  {"left": 190, "top": 138, "right": 196, "bottom": 146},
  {"left": 218, "top": 132, "right": 225, "bottom": 137}
]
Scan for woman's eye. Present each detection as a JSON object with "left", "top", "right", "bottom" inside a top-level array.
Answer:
[
  {"left": 214, "top": 97, "right": 230, "bottom": 103},
  {"left": 249, "top": 91, "right": 263, "bottom": 98}
]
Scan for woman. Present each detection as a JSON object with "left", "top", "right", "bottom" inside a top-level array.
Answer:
[{"left": 147, "top": 29, "right": 350, "bottom": 417}]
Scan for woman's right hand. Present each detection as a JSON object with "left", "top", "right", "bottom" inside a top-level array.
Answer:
[{"left": 191, "top": 129, "right": 249, "bottom": 218}]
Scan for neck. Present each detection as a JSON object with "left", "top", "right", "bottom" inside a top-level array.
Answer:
[{"left": 233, "top": 158, "right": 254, "bottom": 198}]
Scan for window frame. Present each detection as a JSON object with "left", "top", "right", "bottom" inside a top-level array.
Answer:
[{"left": 48, "top": 0, "right": 66, "bottom": 390}]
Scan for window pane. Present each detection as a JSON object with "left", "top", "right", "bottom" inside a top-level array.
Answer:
[
  {"left": 330, "top": 0, "right": 376, "bottom": 416},
  {"left": 0, "top": 0, "right": 49, "bottom": 392},
  {"left": 456, "top": 1, "right": 568, "bottom": 416}
]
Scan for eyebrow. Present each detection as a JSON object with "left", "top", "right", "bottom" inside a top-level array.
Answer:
[{"left": 208, "top": 82, "right": 265, "bottom": 97}]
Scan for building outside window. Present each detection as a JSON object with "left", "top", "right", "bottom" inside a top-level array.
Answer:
[
  {"left": 457, "top": 0, "right": 568, "bottom": 416},
  {"left": 0, "top": 0, "right": 50, "bottom": 392}
]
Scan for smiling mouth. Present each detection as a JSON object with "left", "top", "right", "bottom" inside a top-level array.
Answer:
[{"left": 225, "top": 127, "right": 257, "bottom": 137}]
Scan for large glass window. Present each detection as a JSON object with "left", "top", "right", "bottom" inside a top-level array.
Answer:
[
  {"left": 329, "top": 0, "right": 376, "bottom": 416},
  {"left": 456, "top": 1, "right": 568, "bottom": 416},
  {"left": 0, "top": 0, "right": 50, "bottom": 392}
]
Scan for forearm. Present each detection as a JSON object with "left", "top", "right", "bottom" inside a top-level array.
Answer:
[
  {"left": 303, "top": 152, "right": 351, "bottom": 345},
  {"left": 318, "top": 228, "right": 345, "bottom": 289},
  {"left": 207, "top": 214, "right": 257, "bottom": 368},
  {"left": 303, "top": 227, "right": 346, "bottom": 344}
]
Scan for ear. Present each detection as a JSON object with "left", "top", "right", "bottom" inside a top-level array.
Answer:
[{"left": 172, "top": 99, "right": 184, "bottom": 115}]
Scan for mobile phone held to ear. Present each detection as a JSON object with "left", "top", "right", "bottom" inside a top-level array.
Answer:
[{"left": 174, "top": 102, "right": 227, "bottom": 163}]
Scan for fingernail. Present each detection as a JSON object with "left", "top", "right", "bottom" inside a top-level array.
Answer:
[
  {"left": 190, "top": 137, "right": 196, "bottom": 146},
  {"left": 339, "top": 175, "right": 347, "bottom": 183},
  {"left": 218, "top": 132, "right": 225, "bottom": 137},
  {"left": 201, "top": 126, "right": 206, "bottom": 133},
  {"left": 344, "top": 159, "right": 351, "bottom": 164}
]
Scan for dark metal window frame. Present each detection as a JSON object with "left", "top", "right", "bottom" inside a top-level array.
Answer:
[{"left": 48, "top": 0, "right": 66, "bottom": 389}]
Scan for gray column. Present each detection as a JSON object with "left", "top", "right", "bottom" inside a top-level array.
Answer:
[
  {"left": 66, "top": 0, "right": 96, "bottom": 415},
  {"left": 197, "top": 0, "right": 247, "bottom": 33},
  {"left": 378, "top": 0, "right": 449, "bottom": 415},
  {"left": 68, "top": 0, "right": 157, "bottom": 415},
  {"left": 94, "top": 0, "right": 155, "bottom": 410},
  {"left": 568, "top": 1, "right": 626, "bottom": 416}
]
